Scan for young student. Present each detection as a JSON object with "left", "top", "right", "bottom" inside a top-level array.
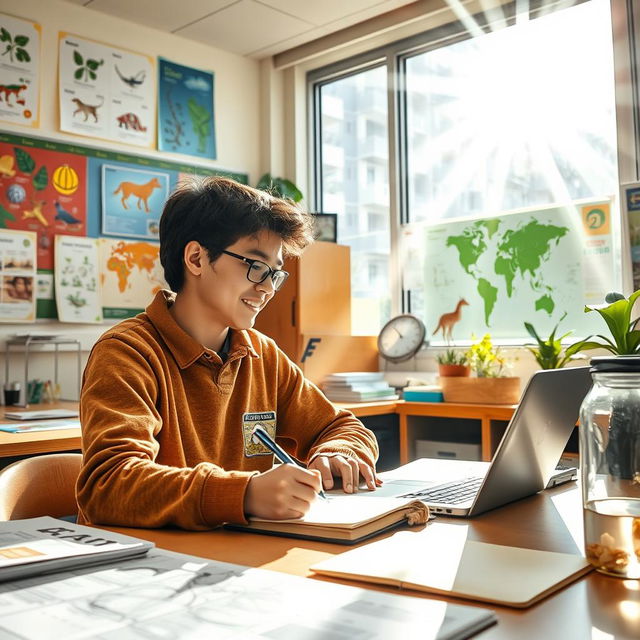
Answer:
[{"left": 77, "top": 177, "right": 379, "bottom": 530}]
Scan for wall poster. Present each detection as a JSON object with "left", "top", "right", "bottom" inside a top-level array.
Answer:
[
  {"left": 0, "top": 12, "right": 40, "bottom": 128},
  {"left": 0, "top": 228, "right": 36, "bottom": 322},
  {"left": 0, "top": 141, "right": 87, "bottom": 270},
  {"left": 101, "top": 164, "right": 168, "bottom": 239},
  {"left": 158, "top": 58, "right": 216, "bottom": 159},
  {"left": 58, "top": 33, "right": 154, "bottom": 148}
]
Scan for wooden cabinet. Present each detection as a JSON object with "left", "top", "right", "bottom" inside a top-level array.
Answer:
[{"left": 254, "top": 241, "right": 351, "bottom": 361}]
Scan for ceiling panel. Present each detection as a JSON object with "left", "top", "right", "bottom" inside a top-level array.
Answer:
[
  {"left": 256, "top": 0, "right": 396, "bottom": 26},
  {"left": 175, "top": 0, "right": 313, "bottom": 56},
  {"left": 83, "top": 0, "right": 235, "bottom": 33}
]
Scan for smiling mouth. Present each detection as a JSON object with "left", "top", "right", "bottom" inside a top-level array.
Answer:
[{"left": 242, "top": 299, "right": 262, "bottom": 311}]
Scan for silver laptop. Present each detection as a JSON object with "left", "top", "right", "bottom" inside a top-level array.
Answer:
[{"left": 371, "top": 367, "right": 592, "bottom": 517}]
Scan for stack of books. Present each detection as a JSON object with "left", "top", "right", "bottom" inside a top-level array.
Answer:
[{"left": 321, "top": 372, "right": 399, "bottom": 402}]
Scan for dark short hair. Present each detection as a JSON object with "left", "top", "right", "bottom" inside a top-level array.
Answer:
[{"left": 159, "top": 176, "right": 314, "bottom": 292}]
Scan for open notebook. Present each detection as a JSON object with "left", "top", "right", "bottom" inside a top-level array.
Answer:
[
  {"left": 226, "top": 494, "right": 430, "bottom": 544},
  {"left": 311, "top": 523, "right": 592, "bottom": 608}
]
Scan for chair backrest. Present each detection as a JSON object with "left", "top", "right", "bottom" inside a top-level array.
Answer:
[{"left": 0, "top": 453, "right": 82, "bottom": 520}]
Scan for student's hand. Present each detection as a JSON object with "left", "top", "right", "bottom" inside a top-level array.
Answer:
[
  {"left": 309, "top": 454, "right": 380, "bottom": 494},
  {"left": 244, "top": 464, "right": 323, "bottom": 520}
]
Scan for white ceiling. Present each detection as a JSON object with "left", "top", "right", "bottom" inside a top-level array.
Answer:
[{"left": 65, "top": 0, "right": 419, "bottom": 59}]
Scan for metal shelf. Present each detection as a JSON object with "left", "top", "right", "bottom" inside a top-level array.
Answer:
[{"left": 4, "top": 335, "right": 82, "bottom": 406}]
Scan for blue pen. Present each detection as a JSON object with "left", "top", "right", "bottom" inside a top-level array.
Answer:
[{"left": 252, "top": 424, "right": 327, "bottom": 499}]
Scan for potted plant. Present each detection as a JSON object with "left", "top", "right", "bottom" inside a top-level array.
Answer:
[
  {"left": 436, "top": 349, "right": 470, "bottom": 377},
  {"left": 440, "top": 334, "right": 520, "bottom": 404},
  {"left": 255, "top": 173, "right": 303, "bottom": 203},
  {"left": 524, "top": 316, "right": 574, "bottom": 369}
]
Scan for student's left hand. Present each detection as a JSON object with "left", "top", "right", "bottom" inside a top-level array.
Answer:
[{"left": 309, "top": 454, "right": 381, "bottom": 494}]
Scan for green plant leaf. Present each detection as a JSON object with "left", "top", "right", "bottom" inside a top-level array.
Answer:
[
  {"left": 13, "top": 35, "right": 28, "bottom": 47},
  {"left": 74, "top": 67, "right": 84, "bottom": 80},
  {"left": 32, "top": 165, "right": 48, "bottom": 191},
  {"left": 524, "top": 322, "right": 542, "bottom": 345},
  {"left": 13, "top": 146, "right": 35, "bottom": 173},
  {"left": 0, "top": 28, "right": 10, "bottom": 42}
]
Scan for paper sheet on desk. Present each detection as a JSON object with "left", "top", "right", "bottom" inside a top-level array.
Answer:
[{"left": 0, "top": 419, "right": 80, "bottom": 433}]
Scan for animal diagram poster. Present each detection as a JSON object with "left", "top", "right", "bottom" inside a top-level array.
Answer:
[
  {"left": 54, "top": 234, "right": 102, "bottom": 323},
  {"left": 0, "top": 12, "right": 40, "bottom": 127},
  {"left": 0, "top": 142, "right": 87, "bottom": 270},
  {"left": 0, "top": 228, "right": 36, "bottom": 323},
  {"left": 58, "top": 33, "right": 154, "bottom": 148},
  {"left": 99, "top": 237, "right": 166, "bottom": 319},
  {"left": 158, "top": 58, "right": 216, "bottom": 159},
  {"left": 101, "top": 164, "right": 168, "bottom": 239}
]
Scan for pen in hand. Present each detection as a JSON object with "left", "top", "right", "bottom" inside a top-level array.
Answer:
[{"left": 251, "top": 425, "right": 328, "bottom": 499}]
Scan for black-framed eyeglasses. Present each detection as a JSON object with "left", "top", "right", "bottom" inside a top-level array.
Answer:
[{"left": 222, "top": 250, "right": 289, "bottom": 291}]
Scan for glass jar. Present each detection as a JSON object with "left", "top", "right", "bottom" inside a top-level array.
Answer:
[{"left": 580, "top": 356, "right": 640, "bottom": 578}]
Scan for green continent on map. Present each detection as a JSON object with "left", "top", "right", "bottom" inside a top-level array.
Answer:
[
  {"left": 477, "top": 278, "right": 498, "bottom": 324},
  {"left": 535, "top": 294, "right": 555, "bottom": 314},
  {"left": 446, "top": 221, "right": 489, "bottom": 275},
  {"left": 445, "top": 217, "right": 569, "bottom": 325}
]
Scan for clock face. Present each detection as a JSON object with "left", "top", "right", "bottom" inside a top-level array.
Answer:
[{"left": 378, "top": 314, "right": 426, "bottom": 362}]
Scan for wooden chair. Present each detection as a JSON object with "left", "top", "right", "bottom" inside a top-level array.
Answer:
[{"left": 0, "top": 453, "right": 82, "bottom": 520}]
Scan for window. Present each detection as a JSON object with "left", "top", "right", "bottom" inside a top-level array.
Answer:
[
  {"left": 312, "top": 0, "right": 620, "bottom": 341},
  {"left": 316, "top": 66, "right": 390, "bottom": 335}
]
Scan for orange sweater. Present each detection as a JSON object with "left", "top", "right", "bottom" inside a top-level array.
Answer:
[{"left": 77, "top": 290, "right": 378, "bottom": 530}]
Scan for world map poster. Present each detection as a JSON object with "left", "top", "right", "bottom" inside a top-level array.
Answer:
[
  {"left": 99, "top": 237, "right": 166, "bottom": 319},
  {"left": 424, "top": 200, "right": 615, "bottom": 340}
]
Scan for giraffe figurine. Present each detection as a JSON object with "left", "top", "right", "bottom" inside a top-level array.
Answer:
[{"left": 433, "top": 298, "right": 469, "bottom": 341}]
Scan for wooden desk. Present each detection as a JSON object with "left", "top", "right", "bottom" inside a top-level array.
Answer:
[
  {"left": 0, "top": 402, "right": 80, "bottom": 458},
  {"left": 109, "top": 484, "right": 638, "bottom": 640}
]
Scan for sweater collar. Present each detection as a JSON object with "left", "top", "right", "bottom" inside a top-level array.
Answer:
[{"left": 146, "top": 290, "right": 258, "bottom": 369}]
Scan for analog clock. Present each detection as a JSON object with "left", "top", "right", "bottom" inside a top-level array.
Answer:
[{"left": 377, "top": 314, "right": 427, "bottom": 363}]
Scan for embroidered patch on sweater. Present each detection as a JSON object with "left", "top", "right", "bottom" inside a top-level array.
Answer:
[{"left": 242, "top": 411, "right": 276, "bottom": 457}]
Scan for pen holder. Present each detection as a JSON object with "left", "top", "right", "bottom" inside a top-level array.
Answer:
[{"left": 3, "top": 382, "right": 21, "bottom": 406}]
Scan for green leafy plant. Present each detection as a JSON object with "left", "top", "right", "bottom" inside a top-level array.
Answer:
[
  {"left": 256, "top": 173, "right": 303, "bottom": 203},
  {"left": 466, "top": 333, "right": 506, "bottom": 377},
  {"left": 0, "top": 27, "right": 30, "bottom": 63},
  {"left": 436, "top": 349, "right": 468, "bottom": 366},
  {"left": 568, "top": 290, "right": 640, "bottom": 356},
  {"left": 524, "top": 315, "right": 574, "bottom": 369},
  {"left": 72, "top": 49, "right": 103, "bottom": 82}
]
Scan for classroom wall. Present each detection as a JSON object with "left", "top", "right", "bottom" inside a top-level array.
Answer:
[{"left": 0, "top": 0, "right": 262, "bottom": 401}]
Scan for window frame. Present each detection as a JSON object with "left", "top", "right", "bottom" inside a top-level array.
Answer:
[{"left": 308, "top": 0, "right": 628, "bottom": 329}]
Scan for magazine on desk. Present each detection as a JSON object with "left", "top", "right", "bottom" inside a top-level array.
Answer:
[
  {"left": 0, "top": 419, "right": 80, "bottom": 433},
  {"left": 0, "top": 532, "right": 496, "bottom": 640},
  {"left": 226, "top": 493, "right": 431, "bottom": 543},
  {"left": 0, "top": 517, "right": 153, "bottom": 582}
]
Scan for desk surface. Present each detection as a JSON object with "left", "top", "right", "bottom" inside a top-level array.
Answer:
[{"left": 108, "top": 484, "right": 638, "bottom": 640}]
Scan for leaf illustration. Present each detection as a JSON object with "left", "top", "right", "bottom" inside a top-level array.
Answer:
[
  {"left": 73, "top": 50, "right": 83, "bottom": 65},
  {"left": 17, "top": 49, "right": 30, "bottom": 63},
  {"left": 14, "top": 35, "right": 28, "bottom": 47},
  {"left": 0, "top": 203, "right": 16, "bottom": 228},
  {"left": 86, "top": 58, "right": 101, "bottom": 71},
  {"left": 0, "top": 28, "right": 10, "bottom": 42},
  {"left": 89, "top": 71, "right": 96, "bottom": 81},
  {"left": 32, "top": 166, "right": 48, "bottom": 191},
  {"left": 14, "top": 147, "right": 35, "bottom": 174},
  {"left": 74, "top": 68, "right": 84, "bottom": 80}
]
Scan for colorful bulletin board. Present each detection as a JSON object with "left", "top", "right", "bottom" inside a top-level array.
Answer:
[
  {"left": 0, "top": 131, "right": 247, "bottom": 320},
  {"left": 58, "top": 33, "right": 155, "bottom": 148},
  {"left": 0, "top": 12, "right": 41, "bottom": 128},
  {"left": 158, "top": 58, "right": 216, "bottom": 159}
]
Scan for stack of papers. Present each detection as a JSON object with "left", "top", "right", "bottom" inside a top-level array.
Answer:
[
  {"left": 321, "top": 372, "right": 399, "bottom": 402},
  {"left": 4, "top": 409, "right": 79, "bottom": 421}
]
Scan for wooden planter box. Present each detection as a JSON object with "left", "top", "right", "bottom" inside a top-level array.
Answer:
[{"left": 440, "top": 376, "right": 521, "bottom": 404}]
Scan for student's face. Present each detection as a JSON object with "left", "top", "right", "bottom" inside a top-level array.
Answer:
[{"left": 196, "top": 230, "right": 284, "bottom": 331}]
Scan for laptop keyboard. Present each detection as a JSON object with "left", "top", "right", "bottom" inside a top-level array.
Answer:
[{"left": 400, "top": 477, "right": 483, "bottom": 504}]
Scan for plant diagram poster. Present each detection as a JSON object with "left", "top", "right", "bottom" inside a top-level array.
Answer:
[
  {"left": 58, "top": 33, "right": 154, "bottom": 148},
  {"left": 0, "top": 13, "right": 40, "bottom": 127},
  {"left": 54, "top": 234, "right": 102, "bottom": 323},
  {"left": 0, "top": 141, "right": 87, "bottom": 270},
  {"left": 101, "top": 164, "right": 168, "bottom": 239},
  {"left": 0, "top": 228, "right": 36, "bottom": 323},
  {"left": 158, "top": 58, "right": 216, "bottom": 159},
  {"left": 99, "top": 237, "right": 166, "bottom": 319}
]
